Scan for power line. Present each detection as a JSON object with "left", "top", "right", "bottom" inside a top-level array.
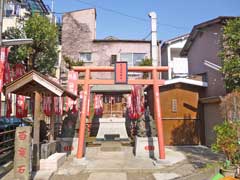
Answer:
[
  {"left": 73, "top": 0, "right": 148, "bottom": 22},
  {"left": 157, "top": 22, "right": 189, "bottom": 30},
  {"left": 52, "top": 0, "right": 190, "bottom": 31},
  {"left": 142, "top": 31, "right": 151, "bottom": 40}
]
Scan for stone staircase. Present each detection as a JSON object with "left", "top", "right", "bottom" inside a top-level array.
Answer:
[
  {"left": 34, "top": 153, "right": 66, "bottom": 180},
  {"left": 100, "top": 141, "right": 122, "bottom": 152}
]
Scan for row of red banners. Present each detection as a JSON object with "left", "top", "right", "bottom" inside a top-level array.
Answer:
[
  {"left": 0, "top": 48, "right": 88, "bottom": 117},
  {"left": 128, "top": 85, "right": 145, "bottom": 119},
  {"left": 0, "top": 48, "right": 27, "bottom": 118},
  {"left": 0, "top": 48, "right": 65, "bottom": 118}
]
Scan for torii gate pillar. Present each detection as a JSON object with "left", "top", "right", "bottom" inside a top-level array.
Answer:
[{"left": 75, "top": 66, "right": 167, "bottom": 159}]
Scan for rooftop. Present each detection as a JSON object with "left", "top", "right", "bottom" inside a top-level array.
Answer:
[
  {"left": 163, "top": 78, "right": 208, "bottom": 87},
  {"left": 91, "top": 85, "right": 132, "bottom": 93},
  {"left": 180, "top": 16, "right": 237, "bottom": 56}
]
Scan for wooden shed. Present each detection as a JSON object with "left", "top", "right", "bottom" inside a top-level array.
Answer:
[{"left": 146, "top": 78, "right": 207, "bottom": 145}]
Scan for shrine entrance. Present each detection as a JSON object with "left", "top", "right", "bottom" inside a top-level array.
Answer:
[
  {"left": 91, "top": 85, "right": 131, "bottom": 141},
  {"left": 72, "top": 65, "right": 168, "bottom": 160},
  {"left": 102, "top": 94, "right": 124, "bottom": 118}
]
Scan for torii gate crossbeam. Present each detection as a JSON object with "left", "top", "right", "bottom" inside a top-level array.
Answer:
[{"left": 72, "top": 66, "right": 168, "bottom": 159}]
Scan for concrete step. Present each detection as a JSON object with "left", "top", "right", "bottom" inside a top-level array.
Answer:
[
  {"left": 100, "top": 142, "right": 122, "bottom": 152},
  {"left": 88, "top": 172, "right": 127, "bottom": 180},
  {"left": 33, "top": 170, "right": 54, "bottom": 180},
  {"left": 40, "top": 153, "right": 66, "bottom": 171}
]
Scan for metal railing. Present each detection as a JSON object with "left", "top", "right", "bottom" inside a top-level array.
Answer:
[{"left": 0, "top": 125, "right": 16, "bottom": 165}]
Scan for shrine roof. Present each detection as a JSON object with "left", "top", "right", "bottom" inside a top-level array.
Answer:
[
  {"left": 4, "top": 70, "right": 77, "bottom": 100},
  {"left": 91, "top": 85, "right": 132, "bottom": 93}
]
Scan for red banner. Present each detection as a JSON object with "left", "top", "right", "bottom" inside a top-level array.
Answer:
[
  {"left": 0, "top": 48, "right": 12, "bottom": 117},
  {"left": 66, "top": 70, "right": 78, "bottom": 112},
  {"left": 0, "top": 48, "right": 8, "bottom": 92},
  {"left": 43, "top": 96, "right": 52, "bottom": 116},
  {"left": 48, "top": 77, "right": 63, "bottom": 115},
  {"left": 94, "top": 94, "right": 103, "bottom": 116},
  {"left": 54, "top": 97, "right": 63, "bottom": 115},
  {"left": 14, "top": 64, "right": 27, "bottom": 118},
  {"left": 4, "top": 60, "right": 11, "bottom": 85},
  {"left": 6, "top": 93, "right": 12, "bottom": 117},
  {"left": 128, "top": 85, "right": 144, "bottom": 119},
  {"left": 5, "top": 60, "right": 12, "bottom": 117},
  {"left": 13, "top": 64, "right": 25, "bottom": 80},
  {"left": 16, "top": 95, "right": 26, "bottom": 118}
]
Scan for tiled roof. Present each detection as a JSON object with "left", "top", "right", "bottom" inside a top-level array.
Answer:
[{"left": 91, "top": 85, "right": 132, "bottom": 93}]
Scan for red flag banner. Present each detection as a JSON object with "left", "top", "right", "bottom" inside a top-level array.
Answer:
[
  {"left": 13, "top": 64, "right": 25, "bottom": 80},
  {"left": 0, "top": 48, "right": 12, "bottom": 117},
  {"left": 128, "top": 85, "right": 144, "bottom": 119},
  {"left": 66, "top": 70, "right": 78, "bottom": 112},
  {"left": 6, "top": 93, "right": 12, "bottom": 117},
  {"left": 94, "top": 94, "right": 103, "bottom": 116},
  {"left": 43, "top": 96, "right": 52, "bottom": 116},
  {"left": 4, "top": 60, "right": 11, "bottom": 85},
  {"left": 0, "top": 48, "right": 7, "bottom": 92},
  {"left": 5, "top": 59, "right": 12, "bottom": 117},
  {"left": 16, "top": 95, "right": 25, "bottom": 118},
  {"left": 48, "top": 77, "right": 63, "bottom": 115},
  {"left": 14, "top": 64, "right": 27, "bottom": 118},
  {"left": 54, "top": 97, "right": 63, "bottom": 115}
]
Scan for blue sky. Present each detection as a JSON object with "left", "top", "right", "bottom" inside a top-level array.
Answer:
[{"left": 43, "top": 0, "right": 240, "bottom": 41}]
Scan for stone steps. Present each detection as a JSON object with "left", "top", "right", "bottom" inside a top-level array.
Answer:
[
  {"left": 100, "top": 142, "right": 122, "bottom": 152},
  {"left": 40, "top": 153, "right": 66, "bottom": 171}
]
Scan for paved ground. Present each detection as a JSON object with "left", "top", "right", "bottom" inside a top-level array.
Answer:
[
  {"left": 1, "top": 145, "right": 223, "bottom": 180},
  {"left": 50, "top": 145, "right": 222, "bottom": 180}
]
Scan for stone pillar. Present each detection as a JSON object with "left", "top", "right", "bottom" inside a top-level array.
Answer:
[
  {"left": 32, "top": 92, "right": 41, "bottom": 171},
  {"left": 50, "top": 96, "right": 55, "bottom": 141}
]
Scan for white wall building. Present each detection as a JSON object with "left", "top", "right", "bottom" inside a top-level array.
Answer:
[
  {"left": 2, "top": 0, "right": 51, "bottom": 32},
  {"left": 161, "top": 34, "right": 189, "bottom": 80}
]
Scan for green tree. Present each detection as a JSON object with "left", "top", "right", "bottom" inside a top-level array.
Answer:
[
  {"left": 221, "top": 18, "right": 240, "bottom": 92},
  {"left": 63, "top": 55, "right": 84, "bottom": 69},
  {"left": 139, "top": 58, "right": 152, "bottom": 79},
  {"left": 4, "top": 15, "right": 58, "bottom": 74}
]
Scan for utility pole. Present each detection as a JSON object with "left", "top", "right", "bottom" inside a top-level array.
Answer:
[
  {"left": 0, "top": 0, "right": 4, "bottom": 46},
  {"left": 149, "top": 12, "right": 158, "bottom": 67},
  {"left": 51, "top": 0, "right": 54, "bottom": 24}
]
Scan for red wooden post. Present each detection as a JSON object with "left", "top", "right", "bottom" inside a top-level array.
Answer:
[
  {"left": 152, "top": 68, "right": 165, "bottom": 159},
  {"left": 76, "top": 68, "right": 90, "bottom": 158},
  {"left": 73, "top": 66, "right": 167, "bottom": 159}
]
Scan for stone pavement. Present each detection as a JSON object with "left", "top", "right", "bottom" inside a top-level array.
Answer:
[
  {"left": 50, "top": 145, "right": 222, "bottom": 180},
  {"left": 1, "top": 145, "right": 223, "bottom": 180}
]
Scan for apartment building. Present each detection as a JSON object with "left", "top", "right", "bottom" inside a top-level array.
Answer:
[{"left": 61, "top": 8, "right": 161, "bottom": 82}]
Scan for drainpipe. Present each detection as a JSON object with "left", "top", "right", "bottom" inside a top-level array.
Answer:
[{"left": 149, "top": 12, "right": 158, "bottom": 67}]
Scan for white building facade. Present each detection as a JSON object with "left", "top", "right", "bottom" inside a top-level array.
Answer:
[{"left": 161, "top": 34, "right": 189, "bottom": 80}]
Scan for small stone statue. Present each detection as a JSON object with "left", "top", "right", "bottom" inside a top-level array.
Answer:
[
  {"left": 61, "top": 112, "right": 78, "bottom": 138},
  {"left": 136, "top": 107, "right": 156, "bottom": 137}
]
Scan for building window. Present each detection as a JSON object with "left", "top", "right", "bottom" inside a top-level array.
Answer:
[
  {"left": 80, "top": 52, "right": 92, "bottom": 62},
  {"left": 120, "top": 53, "right": 146, "bottom": 66},
  {"left": 111, "top": 55, "right": 117, "bottom": 64},
  {"left": 171, "top": 99, "right": 177, "bottom": 112}
]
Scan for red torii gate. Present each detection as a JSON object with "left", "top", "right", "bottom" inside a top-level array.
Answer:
[{"left": 72, "top": 66, "right": 168, "bottom": 159}]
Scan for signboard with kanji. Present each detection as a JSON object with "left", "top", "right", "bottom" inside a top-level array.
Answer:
[
  {"left": 115, "top": 61, "right": 128, "bottom": 84},
  {"left": 14, "top": 126, "right": 32, "bottom": 180}
]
